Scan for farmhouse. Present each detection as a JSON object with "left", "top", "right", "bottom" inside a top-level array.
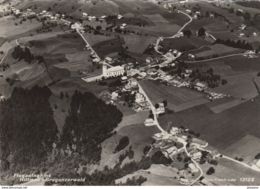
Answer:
[
  {"left": 170, "top": 127, "right": 180, "bottom": 135},
  {"left": 156, "top": 103, "right": 166, "bottom": 115},
  {"left": 188, "top": 163, "right": 199, "bottom": 173},
  {"left": 191, "top": 151, "right": 202, "bottom": 161},
  {"left": 144, "top": 118, "right": 155, "bottom": 127}
]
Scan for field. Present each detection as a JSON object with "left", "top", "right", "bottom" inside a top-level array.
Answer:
[
  {"left": 28, "top": 33, "right": 85, "bottom": 55},
  {"left": 116, "top": 164, "right": 180, "bottom": 185},
  {"left": 159, "top": 95, "right": 260, "bottom": 154},
  {"left": 128, "top": 23, "right": 180, "bottom": 37},
  {"left": 223, "top": 134, "right": 260, "bottom": 164},
  {"left": 92, "top": 37, "right": 124, "bottom": 58},
  {"left": 140, "top": 80, "right": 209, "bottom": 112},
  {"left": 0, "top": 15, "right": 41, "bottom": 38},
  {"left": 161, "top": 36, "right": 211, "bottom": 52},
  {"left": 84, "top": 33, "right": 114, "bottom": 46},
  {"left": 121, "top": 34, "right": 156, "bottom": 54},
  {"left": 199, "top": 157, "right": 260, "bottom": 185},
  {"left": 194, "top": 44, "right": 242, "bottom": 58}
]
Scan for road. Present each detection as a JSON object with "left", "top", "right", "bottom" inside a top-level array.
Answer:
[
  {"left": 186, "top": 53, "right": 245, "bottom": 63},
  {"left": 76, "top": 29, "right": 101, "bottom": 61},
  {"left": 137, "top": 81, "right": 203, "bottom": 185},
  {"left": 154, "top": 10, "right": 193, "bottom": 55},
  {"left": 137, "top": 81, "right": 165, "bottom": 133}
]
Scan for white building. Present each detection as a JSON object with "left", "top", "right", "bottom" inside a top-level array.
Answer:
[
  {"left": 144, "top": 118, "right": 155, "bottom": 127},
  {"left": 170, "top": 127, "right": 180, "bottom": 135},
  {"left": 156, "top": 103, "right": 165, "bottom": 115},
  {"left": 188, "top": 163, "right": 199, "bottom": 173},
  {"left": 71, "top": 22, "right": 84, "bottom": 31},
  {"left": 103, "top": 65, "right": 125, "bottom": 78},
  {"left": 135, "top": 93, "right": 145, "bottom": 104},
  {"left": 191, "top": 151, "right": 202, "bottom": 161}
]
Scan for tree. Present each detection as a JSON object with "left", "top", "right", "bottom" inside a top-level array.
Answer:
[
  {"left": 163, "top": 100, "right": 168, "bottom": 107},
  {"left": 114, "top": 136, "right": 129, "bottom": 153},
  {"left": 60, "top": 92, "right": 64, "bottom": 99},
  {"left": 198, "top": 27, "right": 206, "bottom": 37},
  {"left": 183, "top": 29, "right": 192, "bottom": 38},
  {"left": 61, "top": 91, "right": 122, "bottom": 162},
  {"left": 255, "top": 153, "right": 260, "bottom": 159},
  {"left": 221, "top": 79, "right": 228, "bottom": 85},
  {"left": 0, "top": 86, "right": 58, "bottom": 171},
  {"left": 206, "top": 167, "right": 215, "bottom": 175}
]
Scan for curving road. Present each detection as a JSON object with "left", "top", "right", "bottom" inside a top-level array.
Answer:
[{"left": 154, "top": 10, "right": 193, "bottom": 55}]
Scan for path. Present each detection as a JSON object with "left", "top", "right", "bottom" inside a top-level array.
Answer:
[{"left": 186, "top": 53, "right": 245, "bottom": 63}]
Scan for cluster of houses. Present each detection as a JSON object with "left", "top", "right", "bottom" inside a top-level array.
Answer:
[{"left": 151, "top": 126, "right": 212, "bottom": 185}]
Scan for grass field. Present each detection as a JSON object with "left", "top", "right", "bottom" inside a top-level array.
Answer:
[
  {"left": 122, "top": 34, "right": 156, "bottom": 54},
  {"left": 194, "top": 44, "right": 242, "bottom": 58},
  {"left": 161, "top": 36, "right": 210, "bottom": 52},
  {"left": 223, "top": 134, "right": 260, "bottom": 164},
  {"left": 28, "top": 33, "right": 85, "bottom": 55},
  {"left": 140, "top": 80, "right": 209, "bottom": 112},
  {"left": 159, "top": 95, "right": 260, "bottom": 154},
  {"left": 0, "top": 15, "right": 41, "bottom": 38},
  {"left": 128, "top": 23, "right": 180, "bottom": 37},
  {"left": 116, "top": 164, "right": 180, "bottom": 185},
  {"left": 92, "top": 37, "right": 124, "bottom": 58}
]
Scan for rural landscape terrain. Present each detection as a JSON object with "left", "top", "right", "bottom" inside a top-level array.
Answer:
[{"left": 0, "top": 0, "right": 260, "bottom": 186}]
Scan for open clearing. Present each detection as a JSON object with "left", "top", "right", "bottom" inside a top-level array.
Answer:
[
  {"left": 161, "top": 36, "right": 210, "bottom": 52},
  {"left": 0, "top": 16, "right": 41, "bottom": 38},
  {"left": 122, "top": 34, "right": 156, "bottom": 54},
  {"left": 194, "top": 44, "right": 242, "bottom": 58},
  {"left": 223, "top": 134, "right": 260, "bottom": 164}
]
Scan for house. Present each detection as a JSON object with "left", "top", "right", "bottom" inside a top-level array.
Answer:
[
  {"left": 121, "top": 76, "right": 128, "bottom": 82},
  {"left": 156, "top": 103, "right": 165, "bottom": 115},
  {"left": 153, "top": 133, "right": 163, "bottom": 140},
  {"left": 166, "top": 146, "right": 178, "bottom": 155},
  {"left": 111, "top": 91, "right": 119, "bottom": 101},
  {"left": 105, "top": 56, "right": 113, "bottom": 63},
  {"left": 125, "top": 78, "right": 138, "bottom": 90},
  {"left": 117, "top": 14, "right": 123, "bottom": 19},
  {"left": 82, "top": 12, "right": 88, "bottom": 18},
  {"left": 100, "top": 15, "right": 106, "bottom": 20},
  {"left": 144, "top": 118, "right": 155, "bottom": 127},
  {"left": 120, "top": 23, "right": 127, "bottom": 29},
  {"left": 88, "top": 16, "right": 96, "bottom": 21},
  {"left": 188, "top": 163, "right": 199, "bottom": 173},
  {"left": 71, "top": 22, "right": 84, "bottom": 30},
  {"left": 135, "top": 93, "right": 145, "bottom": 104},
  {"left": 240, "top": 24, "right": 246, "bottom": 30},
  {"left": 186, "top": 9, "right": 192, "bottom": 13},
  {"left": 194, "top": 82, "right": 207, "bottom": 91},
  {"left": 188, "top": 53, "right": 195, "bottom": 59},
  {"left": 191, "top": 151, "right": 202, "bottom": 161},
  {"left": 170, "top": 127, "right": 180, "bottom": 135}
]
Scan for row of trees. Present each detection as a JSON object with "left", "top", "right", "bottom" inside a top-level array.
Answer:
[
  {"left": 189, "top": 68, "right": 222, "bottom": 88},
  {"left": 214, "top": 38, "right": 253, "bottom": 50}
]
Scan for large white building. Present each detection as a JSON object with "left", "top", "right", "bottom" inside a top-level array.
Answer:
[{"left": 103, "top": 65, "right": 125, "bottom": 78}]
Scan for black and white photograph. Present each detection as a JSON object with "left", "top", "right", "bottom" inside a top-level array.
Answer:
[{"left": 0, "top": 0, "right": 260, "bottom": 187}]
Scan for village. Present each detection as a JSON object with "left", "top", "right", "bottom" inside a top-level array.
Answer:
[{"left": 1, "top": 0, "right": 260, "bottom": 186}]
